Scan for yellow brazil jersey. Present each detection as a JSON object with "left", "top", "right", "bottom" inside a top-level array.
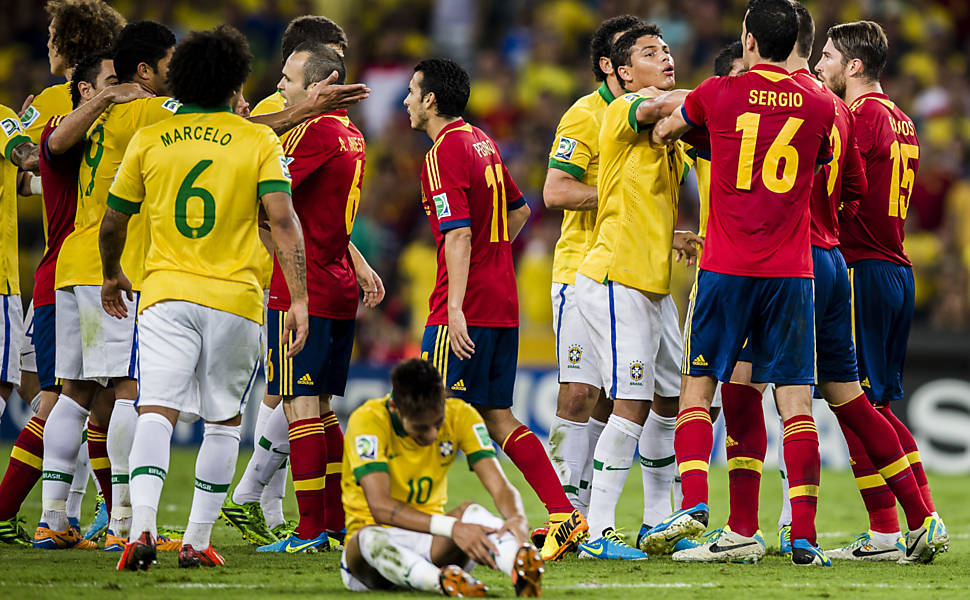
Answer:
[
  {"left": 249, "top": 91, "right": 288, "bottom": 289},
  {"left": 56, "top": 96, "right": 182, "bottom": 291},
  {"left": 1, "top": 105, "right": 31, "bottom": 295},
  {"left": 106, "top": 104, "right": 292, "bottom": 324},
  {"left": 579, "top": 91, "right": 687, "bottom": 295},
  {"left": 342, "top": 396, "right": 497, "bottom": 537},
  {"left": 547, "top": 82, "right": 614, "bottom": 285},
  {"left": 19, "top": 83, "right": 72, "bottom": 144}
]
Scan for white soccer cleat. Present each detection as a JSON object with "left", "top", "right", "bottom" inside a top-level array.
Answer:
[
  {"left": 672, "top": 526, "right": 765, "bottom": 564},
  {"left": 824, "top": 531, "right": 902, "bottom": 562}
]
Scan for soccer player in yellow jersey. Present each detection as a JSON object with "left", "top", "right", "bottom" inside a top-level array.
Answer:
[
  {"left": 341, "top": 359, "right": 543, "bottom": 597},
  {"left": 542, "top": 15, "right": 641, "bottom": 524},
  {"left": 573, "top": 24, "right": 700, "bottom": 560},
  {"left": 101, "top": 26, "right": 309, "bottom": 571}
]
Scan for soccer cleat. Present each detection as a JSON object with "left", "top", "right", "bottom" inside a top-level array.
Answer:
[
  {"left": 578, "top": 528, "right": 648, "bottom": 560},
  {"left": 530, "top": 525, "right": 549, "bottom": 549},
  {"left": 256, "top": 531, "right": 330, "bottom": 553},
  {"left": 33, "top": 523, "right": 97, "bottom": 550},
  {"left": 540, "top": 509, "right": 588, "bottom": 561},
  {"left": 0, "top": 516, "right": 32, "bottom": 546},
  {"left": 778, "top": 525, "right": 792, "bottom": 556},
  {"left": 271, "top": 519, "right": 298, "bottom": 540},
  {"left": 178, "top": 543, "right": 226, "bottom": 568},
  {"left": 638, "top": 503, "right": 709, "bottom": 555},
  {"left": 791, "top": 538, "right": 832, "bottom": 566},
  {"left": 511, "top": 544, "right": 544, "bottom": 597},
  {"left": 104, "top": 530, "right": 127, "bottom": 552},
  {"left": 637, "top": 523, "right": 705, "bottom": 554},
  {"left": 220, "top": 497, "right": 277, "bottom": 546},
  {"left": 155, "top": 533, "right": 183, "bottom": 552},
  {"left": 824, "top": 531, "right": 902, "bottom": 562},
  {"left": 116, "top": 531, "right": 156, "bottom": 571},
  {"left": 327, "top": 528, "right": 347, "bottom": 547},
  {"left": 897, "top": 514, "right": 949, "bottom": 565},
  {"left": 83, "top": 494, "right": 109, "bottom": 541},
  {"left": 439, "top": 564, "right": 487, "bottom": 597},
  {"left": 672, "top": 526, "right": 766, "bottom": 564}
]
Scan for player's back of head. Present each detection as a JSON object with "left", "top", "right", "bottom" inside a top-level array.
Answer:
[
  {"left": 714, "top": 41, "right": 743, "bottom": 76},
  {"left": 282, "top": 15, "right": 348, "bottom": 58},
  {"left": 827, "top": 20, "right": 888, "bottom": 82},
  {"left": 413, "top": 58, "right": 470, "bottom": 119},
  {"left": 743, "top": 0, "right": 798, "bottom": 62},
  {"left": 70, "top": 49, "right": 113, "bottom": 108},
  {"left": 791, "top": 2, "right": 814, "bottom": 59},
  {"left": 293, "top": 41, "right": 346, "bottom": 86},
  {"left": 391, "top": 358, "right": 445, "bottom": 419},
  {"left": 589, "top": 15, "right": 643, "bottom": 81},
  {"left": 168, "top": 25, "right": 252, "bottom": 109},
  {"left": 113, "top": 21, "right": 176, "bottom": 83},
  {"left": 46, "top": 0, "right": 125, "bottom": 70}
]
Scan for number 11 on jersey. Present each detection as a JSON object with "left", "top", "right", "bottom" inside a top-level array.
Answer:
[{"left": 484, "top": 164, "right": 508, "bottom": 242}]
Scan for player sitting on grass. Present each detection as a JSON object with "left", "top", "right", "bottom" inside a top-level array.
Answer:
[{"left": 340, "top": 358, "right": 544, "bottom": 597}]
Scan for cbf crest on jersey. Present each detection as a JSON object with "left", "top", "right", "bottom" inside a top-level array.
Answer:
[
  {"left": 438, "top": 440, "right": 453, "bottom": 458},
  {"left": 630, "top": 360, "right": 644, "bottom": 384},
  {"left": 567, "top": 344, "right": 583, "bottom": 368},
  {"left": 355, "top": 434, "right": 378, "bottom": 460},
  {"left": 554, "top": 136, "right": 578, "bottom": 161}
]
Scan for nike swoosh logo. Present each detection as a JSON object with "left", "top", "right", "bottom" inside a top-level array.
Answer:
[
  {"left": 906, "top": 530, "right": 926, "bottom": 556},
  {"left": 285, "top": 540, "right": 317, "bottom": 553},
  {"left": 710, "top": 542, "right": 758, "bottom": 553},
  {"left": 852, "top": 547, "right": 899, "bottom": 557},
  {"left": 603, "top": 466, "right": 630, "bottom": 471},
  {"left": 582, "top": 544, "right": 605, "bottom": 556}
]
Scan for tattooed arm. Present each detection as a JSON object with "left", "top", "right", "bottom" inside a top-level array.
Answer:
[
  {"left": 10, "top": 140, "right": 39, "bottom": 173},
  {"left": 99, "top": 207, "right": 133, "bottom": 319},
  {"left": 260, "top": 190, "right": 308, "bottom": 356}
]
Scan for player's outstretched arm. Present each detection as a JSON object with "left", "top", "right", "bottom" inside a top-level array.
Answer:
[
  {"left": 542, "top": 168, "right": 597, "bottom": 211},
  {"left": 248, "top": 71, "right": 370, "bottom": 135},
  {"left": 443, "top": 227, "right": 475, "bottom": 360},
  {"left": 349, "top": 241, "right": 385, "bottom": 308},
  {"left": 99, "top": 207, "right": 133, "bottom": 319},
  {"left": 507, "top": 202, "right": 530, "bottom": 241},
  {"left": 47, "top": 84, "right": 152, "bottom": 156},
  {"left": 635, "top": 89, "right": 690, "bottom": 127},
  {"left": 261, "top": 190, "right": 309, "bottom": 357},
  {"left": 652, "top": 103, "right": 693, "bottom": 145},
  {"left": 472, "top": 456, "right": 529, "bottom": 544}
]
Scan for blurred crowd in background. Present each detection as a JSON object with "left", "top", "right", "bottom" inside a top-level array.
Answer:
[{"left": 3, "top": 0, "right": 970, "bottom": 365}]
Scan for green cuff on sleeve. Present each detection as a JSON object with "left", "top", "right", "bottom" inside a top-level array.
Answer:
[
  {"left": 547, "top": 158, "right": 586, "bottom": 180},
  {"left": 353, "top": 462, "right": 389, "bottom": 482},
  {"left": 106, "top": 192, "right": 141, "bottom": 215},
  {"left": 628, "top": 97, "right": 648, "bottom": 133},
  {"left": 466, "top": 449, "right": 496, "bottom": 469},
  {"left": 4, "top": 134, "right": 31, "bottom": 163},
  {"left": 258, "top": 179, "right": 292, "bottom": 197}
]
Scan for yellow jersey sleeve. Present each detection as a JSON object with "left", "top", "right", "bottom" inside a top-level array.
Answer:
[
  {"left": 106, "top": 131, "right": 146, "bottom": 214},
  {"left": 450, "top": 399, "right": 497, "bottom": 468},
  {"left": 19, "top": 83, "right": 72, "bottom": 143},
  {"left": 605, "top": 93, "right": 649, "bottom": 143},
  {"left": 0, "top": 105, "right": 31, "bottom": 162},
  {"left": 346, "top": 403, "right": 391, "bottom": 483},
  {"left": 547, "top": 104, "right": 596, "bottom": 180},
  {"left": 255, "top": 127, "right": 292, "bottom": 197},
  {"left": 251, "top": 92, "right": 286, "bottom": 117}
]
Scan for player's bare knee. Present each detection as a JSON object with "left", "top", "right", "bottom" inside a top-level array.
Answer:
[
  {"left": 449, "top": 501, "right": 476, "bottom": 517},
  {"left": 136, "top": 405, "right": 179, "bottom": 426},
  {"left": 613, "top": 398, "right": 651, "bottom": 425},
  {"left": 651, "top": 394, "right": 679, "bottom": 417},
  {"left": 557, "top": 383, "right": 596, "bottom": 421}
]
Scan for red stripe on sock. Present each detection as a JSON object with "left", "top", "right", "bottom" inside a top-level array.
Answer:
[
  {"left": 783, "top": 415, "right": 819, "bottom": 546},
  {"left": 321, "top": 412, "right": 345, "bottom": 533},
  {"left": 877, "top": 404, "right": 935, "bottom": 513},
  {"left": 86, "top": 423, "right": 113, "bottom": 512},
  {"left": 502, "top": 425, "right": 574, "bottom": 516},
  {"left": 722, "top": 383, "right": 766, "bottom": 537},
  {"left": 675, "top": 407, "right": 713, "bottom": 509},
  {"left": 288, "top": 418, "right": 327, "bottom": 540},
  {"left": 0, "top": 417, "right": 45, "bottom": 520}
]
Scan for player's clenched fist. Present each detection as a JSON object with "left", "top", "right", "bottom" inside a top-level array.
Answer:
[{"left": 451, "top": 521, "right": 499, "bottom": 569}]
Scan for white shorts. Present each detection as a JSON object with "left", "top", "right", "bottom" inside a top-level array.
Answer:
[
  {"left": 575, "top": 275, "right": 682, "bottom": 400},
  {"left": 1, "top": 294, "right": 24, "bottom": 386},
  {"left": 19, "top": 300, "right": 35, "bottom": 373},
  {"left": 137, "top": 300, "right": 261, "bottom": 422},
  {"left": 551, "top": 282, "right": 600, "bottom": 387},
  {"left": 340, "top": 526, "right": 435, "bottom": 592},
  {"left": 55, "top": 285, "right": 138, "bottom": 382},
  {"left": 245, "top": 290, "right": 270, "bottom": 408}
]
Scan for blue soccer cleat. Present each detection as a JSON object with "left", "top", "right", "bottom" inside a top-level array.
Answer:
[
  {"left": 778, "top": 525, "right": 792, "bottom": 556},
  {"left": 578, "top": 528, "right": 648, "bottom": 560},
  {"left": 791, "top": 538, "right": 832, "bottom": 566},
  {"left": 83, "top": 493, "right": 109, "bottom": 541},
  {"left": 638, "top": 503, "right": 709, "bottom": 555},
  {"left": 256, "top": 531, "right": 330, "bottom": 553}
]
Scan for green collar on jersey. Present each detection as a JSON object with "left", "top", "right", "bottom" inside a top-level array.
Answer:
[
  {"left": 597, "top": 81, "right": 616, "bottom": 104},
  {"left": 175, "top": 103, "right": 233, "bottom": 115}
]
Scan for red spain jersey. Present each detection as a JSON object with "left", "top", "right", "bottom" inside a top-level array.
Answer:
[
  {"left": 34, "top": 117, "right": 80, "bottom": 307},
  {"left": 838, "top": 93, "right": 917, "bottom": 266},
  {"left": 791, "top": 69, "right": 867, "bottom": 250},
  {"left": 268, "top": 110, "right": 364, "bottom": 319},
  {"left": 420, "top": 119, "right": 524, "bottom": 328},
  {"left": 682, "top": 64, "right": 834, "bottom": 278}
]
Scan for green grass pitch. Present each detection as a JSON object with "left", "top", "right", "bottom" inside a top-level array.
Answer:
[{"left": 1, "top": 443, "right": 967, "bottom": 598}]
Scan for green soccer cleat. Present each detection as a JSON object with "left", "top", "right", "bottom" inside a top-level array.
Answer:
[
  {"left": 0, "top": 515, "right": 32, "bottom": 546},
  {"left": 271, "top": 519, "right": 298, "bottom": 541},
  {"left": 220, "top": 496, "right": 277, "bottom": 546}
]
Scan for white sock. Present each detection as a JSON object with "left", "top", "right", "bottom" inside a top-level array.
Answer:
[
  {"left": 587, "top": 414, "right": 642, "bottom": 538},
  {"left": 461, "top": 503, "right": 520, "bottom": 576},
  {"left": 67, "top": 430, "right": 91, "bottom": 522},
  {"left": 673, "top": 475, "right": 684, "bottom": 512},
  {"left": 777, "top": 416, "right": 792, "bottom": 529},
  {"left": 872, "top": 530, "right": 900, "bottom": 546},
  {"left": 184, "top": 423, "right": 241, "bottom": 549},
  {"left": 233, "top": 403, "right": 289, "bottom": 504},
  {"left": 253, "top": 401, "right": 274, "bottom": 448},
  {"left": 261, "top": 461, "right": 288, "bottom": 529},
  {"left": 128, "top": 412, "right": 173, "bottom": 540},
  {"left": 548, "top": 416, "right": 589, "bottom": 513},
  {"left": 357, "top": 526, "right": 442, "bottom": 592},
  {"left": 639, "top": 411, "right": 677, "bottom": 527},
  {"left": 41, "top": 395, "right": 89, "bottom": 531},
  {"left": 581, "top": 418, "right": 607, "bottom": 514},
  {"left": 108, "top": 398, "right": 138, "bottom": 534}
]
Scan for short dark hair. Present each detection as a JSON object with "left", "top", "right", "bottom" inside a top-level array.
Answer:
[
  {"left": 413, "top": 58, "right": 470, "bottom": 119},
  {"left": 589, "top": 15, "right": 643, "bottom": 82},
  {"left": 168, "top": 25, "right": 252, "bottom": 108},
  {"left": 390, "top": 359, "right": 444, "bottom": 418},
  {"left": 281, "top": 15, "right": 348, "bottom": 59},
  {"left": 792, "top": 2, "right": 815, "bottom": 59},
  {"left": 827, "top": 20, "right": 889, "bottom": 82},
  {"left": 46, "top": 0, "right": 125, "bottom": 69},
  {"left": 744, "top": 0, "right": 798, "bottom": 62},
  {"left": 609, "top": 23, "right": 664, "bottom": 75},
  {"left": 714, "top": 41, "right": 744, "bottom": 76},
  {"left": 70, "top": 50, "right": 112, "bottom": 108},
  {"left": 293, "top": 41, "right": 345, "bottom": 86},
  {"left": 113, "top": 21, "right": 176, "bottom": 83}
]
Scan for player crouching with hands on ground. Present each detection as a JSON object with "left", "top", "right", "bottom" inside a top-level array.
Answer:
[{"left": 340, "top": 358, "right": 543, "bottom": 597}]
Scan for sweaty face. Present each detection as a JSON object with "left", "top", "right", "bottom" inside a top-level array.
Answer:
[
  {"left": 403, "top": 71, "right": 430, "bottom": 131},
  {"left": 815, "top": 39, "right": 848, "bottom": 99},
  {"left": 78, "top": 59, "right": 118, "bottom": 106},
  {"left": 400, "top": 407, "right": 445, "bottom": 447},
  {"left": 620, "top": 35, "right": 675, "bottom": 92},
  {"left": 278, "top": 51, "right": 311, "bottom": 107}
]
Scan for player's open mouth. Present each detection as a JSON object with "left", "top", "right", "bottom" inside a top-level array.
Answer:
[{"left": 664, "top": 68, "right": 675, "bottom": 76}]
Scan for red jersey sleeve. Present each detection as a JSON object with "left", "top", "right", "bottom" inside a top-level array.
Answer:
[
  {"left": 839, "top": 140, "right": 866, "bottom": 219},
  {"left": 682, "top": 77, "right": 721, "bottom": 129},
  {"left": 427, "top": 137, "right": 471, "bottom": 232},
  {"left": 284, "top": 120, "right": 334, "bottom": 188}
]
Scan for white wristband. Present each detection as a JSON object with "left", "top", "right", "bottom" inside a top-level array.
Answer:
[
  {"left": 430, "top": 514, "right": 457, "bottom": 538},
  {"left": 29, "top": 174, "right": 43, "bottom": 196}
]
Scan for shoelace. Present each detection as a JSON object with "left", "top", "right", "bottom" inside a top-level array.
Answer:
[
  {"left": 603, "top": 529, "right": 633, "bottom": 546},
  {"left": 700, "top": 528, "right": 724, "bottom": 543},
  {"left": 844, "top": 532, "right": 872, "bottom": 550}
]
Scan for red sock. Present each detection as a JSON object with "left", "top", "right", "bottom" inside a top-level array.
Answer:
[
  {"left": 839, "top": 420, "right": 899, "bottom": 533},
  {"left": 321, "top": 411, "right": 345, "bottom": 533},
  {"left": 675, "top": 407, "right": 713, "bottom": 510},
  {"left": 86, "top": 423, "right": 113, "bottom": 513},
  {"left": 783, "top": 415, "right": 820, "bottom": 546},
  {"left": 0, "top": 417, "right": 46, "bottom": 520},
  {"left": 288, "top": 418, "right": 327, "bottom": 540},
  {"left": 877, "top": 404, "right": 935, "bottom": 513},
  {"left": 502, "top": 425, "right": 574, "bottom": 519},
  {"left": 722, "top": 383, "right": 766, "bottom": 537},
  {"left": 832, "top": 394, "right": 928, "bottom": 530}
]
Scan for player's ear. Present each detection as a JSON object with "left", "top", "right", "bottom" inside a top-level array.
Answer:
[
  {"left": 599, "top": 56, "right": 613, "bottom": 78},
  {"left": 846, "top": 58, "right": 864, "bottom": 79},
  {"left": 422, "top": 90, "right": 436, "bottom": 112},
  {"left": 744, "top": 32, "right": 756, "bottom": 56},
  {"left": 615, "top": 63, "right": 631, "bottom": 86}
]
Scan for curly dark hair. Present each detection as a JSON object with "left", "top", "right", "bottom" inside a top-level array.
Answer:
[
  {"left": 609, "top": 23, "right": 664, "bottom": 73},
  {"left": 168, "top": 25, "right": 252, "bottom": 108},
  {"left": 413, "top": 58, "right": 470, "bottom": 119},
  {"left": 589, "top": 15, "right": 643, "bottom": 82},
  {"left": 744, "top": 0, "right": 798, "bottom": 62},
  {"left": 390, "top": 358, "right": 444, "bottom": 419},
  {"left": 70, "top": 50, "right": 112, "bottom": 108},
  {"left": 281, "top": 15, "right": 348, "bottom": 59},
  {"left": 46, "top": 0, "right": 125, "bottom": 69},
  {"left": 113, "top": 21, "right": 176, "bottom": 83}
]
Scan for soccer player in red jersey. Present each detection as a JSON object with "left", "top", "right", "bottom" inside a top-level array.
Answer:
[
  {"left": 405, "top": 58, "right": 587, "bottom": 560},
  {"left": 643, "top": 0, "right": 834, "bottom": 565},
  {"left": 816, "top": 19, "right": 948, "bottom": 564}
]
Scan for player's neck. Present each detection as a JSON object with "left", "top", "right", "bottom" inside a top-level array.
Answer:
[
  {"left": 425, "top": 115, "right": 461, "bottom": 140},
  {"left": 749, "top": 51, "right": 787, "bottom": 71},
  {"left": 844, "top": 79, "right": 883, "bottom": 106},
  {"left": 785, "top": 57, "right": 810, "bottom": 74},
  {"left": 605, "top": 76, "right": 625, "bottom": 99}
]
